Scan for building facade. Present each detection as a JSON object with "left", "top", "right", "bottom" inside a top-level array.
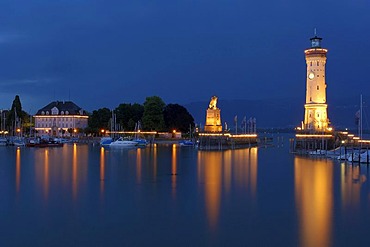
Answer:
[
  {"left": 303, "top": 34, "right": 330, "bottom": 131},
  {"left": 34, "top": 101, "right": 88, "bottom": 136}
]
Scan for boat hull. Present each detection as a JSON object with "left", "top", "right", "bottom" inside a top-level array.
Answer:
[
  {"left": 26, "top": 143, "right": 64, "bottom": 148},
  {"left": 109, "top": 141, "right": 138, "bottom": 147}
]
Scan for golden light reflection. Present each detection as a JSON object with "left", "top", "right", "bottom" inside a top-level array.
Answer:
[
  {"left": 223, "top": 150, "right": 232, "bottom": 193},
  {"left": 152, "top": 144, "right": 157, "bottom": 181},
  {"left": 44, "top": 149, "right": 49, "bottom": 198},
  {"left": 341, "top": 164, "right": 366, "bottom": 210},
  {"left": 248, "top": 148, "right": 258, "bottom": 198},
  {"left": 100, "top": 147, "right": 105, "bottom": 196},
  {"left": 72, "top": 143, "right": 77, "bottom": 199},
  {"left": 197, "top": 147, "right": 258, "bottom": 230},
  {"left": 16, "top": 148, "right": 21, "bottom": 193},
  {"left": 198, "top": 151, "right": 222, "bottom": 229},
  {"left": 136, "top": 148, "right": 142, "bottom": 184},
  {"left": 172, "top": 144, "right": 177, "bottom": 197},
  {"left": 294, "top": 156, "right": 333, "bottom": 247}
]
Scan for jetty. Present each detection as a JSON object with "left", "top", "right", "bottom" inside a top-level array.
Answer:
[{"left": 197, "top": 132, "right": 258, "bottom": 150}]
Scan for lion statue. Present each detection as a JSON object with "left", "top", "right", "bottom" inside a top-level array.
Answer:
[{"left": 209, "top": 96, "right": 218, "bottom": 110}]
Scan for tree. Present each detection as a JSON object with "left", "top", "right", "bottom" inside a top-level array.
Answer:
[
  {"left": 87, "top": 108, "right": 112, "bottom": 134},
  {"left": 163, "top": 104, "right": 195, "bottom": 133},
  {"left": 115, "top": 103, "right": 144, "bottom": 130},
  {"left": 142, "top": 96, "right": 166, "bottom": 131},
  {"left": 5, "top": 95, "right": 30, "bottom": 135}
]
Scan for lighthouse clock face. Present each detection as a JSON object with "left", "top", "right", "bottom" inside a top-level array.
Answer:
[{"left": 308, "top": 71, "right": 315, "bottom": 80}]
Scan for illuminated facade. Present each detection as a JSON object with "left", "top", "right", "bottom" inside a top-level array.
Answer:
[
  {"left": 34, "top": 101, "right": 88, "bottom": 136},
  {"left": 303, "top": 34, "right": 330, "bottom": 131}
]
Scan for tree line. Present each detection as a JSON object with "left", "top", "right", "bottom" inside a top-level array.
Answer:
[
  {"left": 1, "top": 95, "right": 195, "bottom": 136},
  {"left": 87, "top": 96, "right": 195, "bottom": 135}
]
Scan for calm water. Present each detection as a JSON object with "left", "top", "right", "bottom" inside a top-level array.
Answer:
[{"left": 1, "top": 134, "right": 370, "bottom": 247}]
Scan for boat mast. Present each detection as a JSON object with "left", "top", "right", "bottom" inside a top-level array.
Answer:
[{"left": 360, "top": 94, "right": 363, "bottom": 140}]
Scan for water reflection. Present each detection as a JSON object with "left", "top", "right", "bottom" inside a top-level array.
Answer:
[
  {"left": 341, "top": 164, "right": 367, "bottom": 210},
  {"left": 198, "top": 148, "right": 258, "bottom": 229},
  {"left": 34, "top": 149, "right": 50, "bottom": 201},
  {"left": 136, "top": 147, "right": 142, "bottom": 183},
  {"left": 16, "top": 148, "right": 21, "bottom": 193},
  {"left": 294, "top": 157, "right": 333, "bottom": 247},
  {"left": 44, "top": 149, "right": 49, "bottom": 198},
  {"left": 31, "top": 145, "right": 91, "bottom": 202},
  {"left": 172, "top": 144, "right": 177, "bottom": 198},
  {"left": 72, "top": 144, "right": 78, "bottom": 199},
  {"left": 100, "top": 147, "right": 105, "bottom": 196},
  {"left": 152, "top": 144, "right": 158, "bottom": 181}
]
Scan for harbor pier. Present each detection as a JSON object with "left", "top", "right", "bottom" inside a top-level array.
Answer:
[{"left": 197, "top": 132, "right": 258, "bottom": 150}]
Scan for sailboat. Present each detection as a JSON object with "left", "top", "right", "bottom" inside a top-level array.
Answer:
[
  {"left": 133, "top": 121, "right": 148, "bottom": 147},
  {"left": 179, "top": 124, "right": 195, "bottom": 147}
]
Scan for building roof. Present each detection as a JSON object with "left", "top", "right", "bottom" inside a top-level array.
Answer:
[{"left": 35, "top": 101, "right": 88, "bottom": 116}]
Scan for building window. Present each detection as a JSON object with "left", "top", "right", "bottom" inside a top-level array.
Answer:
[
  {"left": 317, "top": 86, "right": 319, "bottom": 90},
  {"left": 51, "top": 107, "right": 59, "bottom": 115},
  {"left": 317, "top": 61, "right": 319, "bottom": 66}
]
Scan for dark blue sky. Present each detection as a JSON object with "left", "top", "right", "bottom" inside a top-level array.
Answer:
[{"left": 1, "top": 0, "right": 369, "bottom": 113}]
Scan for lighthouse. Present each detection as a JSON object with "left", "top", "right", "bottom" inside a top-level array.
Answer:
[{"left": 302, "top": 32, "right": 330, "bottom": 132}]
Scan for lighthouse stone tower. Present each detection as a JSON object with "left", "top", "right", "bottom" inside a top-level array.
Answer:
[{"left": 303, "top": 33, "right": 330, "bottom": 132}]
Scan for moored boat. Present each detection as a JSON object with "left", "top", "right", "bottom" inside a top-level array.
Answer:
[
  {"left": 0, "top": 137, "right": 8, "bottom": 146},
  {"left": 133, "top": 138, "right": 148, "bottom": 147},
  {"left": 26, "top": 138, "right": 64, "bottom": 148},
  {"left": 13, "top": 138, "right": 26, "bottom": 147},
  {"left": 100, "top": 137, "right": 113, "bottom": 147},
  {"left": 109, "top": 137, "right": 138, "bottom": 148},
  {"left": 179, "top": 140, "right": 194, "bottom": 146}
]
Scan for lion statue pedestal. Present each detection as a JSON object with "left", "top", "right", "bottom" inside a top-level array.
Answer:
[{"left": 204, "top": 96, "right": 222, "bottom": 132}]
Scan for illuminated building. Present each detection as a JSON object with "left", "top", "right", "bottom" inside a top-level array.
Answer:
[
  {"left": 34, "top": 101, "right": 88, "bottom": 136},
  {"left": 302, "top": 32, "right": 330, "bottom": 132}
]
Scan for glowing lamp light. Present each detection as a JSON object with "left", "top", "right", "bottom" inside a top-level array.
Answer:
[
  {"left": 16, "top": 128, "right": 21, "bottom": 133},
  {"left": 74, "top": 129, "right": 77, "bottom": 133},
  {"left": 327, "top": 127, "right": 333, "bottom": 131},
  {"left": 172, "top": 130, "right": 176, "bottom": 133},
  {"left": 101, "top": 129, "right": 105, "bottom": 133}
]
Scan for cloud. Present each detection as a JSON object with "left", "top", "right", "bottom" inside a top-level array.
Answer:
[
  {"left": 0, "top": 78, "right": 58, "bottom": 95},
  {"left": 0, "top": 78, "right": 53, "bottom": 86}
]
